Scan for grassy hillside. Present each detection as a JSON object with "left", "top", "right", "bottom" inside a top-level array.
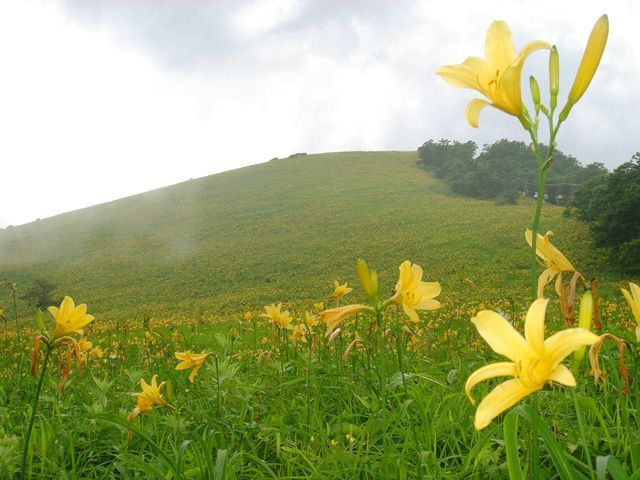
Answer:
[{"left": 0, "top": 151, "right": 617, "bottom": 322}]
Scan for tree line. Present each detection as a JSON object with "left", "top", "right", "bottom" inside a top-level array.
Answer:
[{"left": 416, "top": 139, "right": 608, "bottom": 205}]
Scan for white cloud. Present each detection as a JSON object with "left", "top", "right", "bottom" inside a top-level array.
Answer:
[{"left": 0, "top": 0, "right": 637, "bottom": 227}]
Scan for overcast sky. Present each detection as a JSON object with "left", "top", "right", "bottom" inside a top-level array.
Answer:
[{"left": 0, "top": 0, "right": 637, "bottom": 227}]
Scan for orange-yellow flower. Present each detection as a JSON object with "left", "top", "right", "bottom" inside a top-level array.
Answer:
[
  {"left": 526, "top": 229, "right": 576, "bottom": 299},
  {"left": 393, "top": 261, "right": 441, "bottom": 323},
  {"left": 319, "top": 304, "right": 374, "bottom": 337},
  {"left": 136, "top": 375, "right": 166, "bottom": 406},
  {"left": 175, "top": 351, "right": 210, "bottom": 382},
  {"left": 48, "top": 296, "right": 95, "bottom": 339},
  {"left": 466, "top": 299, "right": 599, "bottom": 429},
  {"left": 621, "top": 282, "right": 640, "bottom": 341},
  {"left": 331, "top": 281, "right": 353, "bottom": 300},
  {"left": 436, "top": 21, "right": 549, "bottom": 127},
  {"left": 127, "top": 395, "right": 154, "bottom": 422}
]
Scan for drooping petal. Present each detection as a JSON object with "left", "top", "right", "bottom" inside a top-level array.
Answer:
[
  {"left": 465, "top": 362, "right": 516, "bottom": 403},
  {"left": 544, "top": 328, "right": 600, "bottom": 368},
  {"left": 474, "top": 379, "right": 536, "bottom": 430},
  {"left": 471, "top": 310, "right": 528, "bottom": 362},
  {"left": 537, "top": 268, "right": 557, "bottom": 299},
  {"left": 403, "top": 303, "right": 420, "bottom": 323},
  {"left": 415, "top": 298, "right": 442, "bottom": 311},
  {"left": 524, "top": 298, "right": 548, "bottom": 355},
  {"left": 465, "top": 99, "right": 490, "bottom": 128},
  {"left": 548, "top": 364, "right": 576, "bottom": 387}
]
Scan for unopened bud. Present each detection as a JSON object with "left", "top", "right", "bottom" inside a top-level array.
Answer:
[
  {"left": 549, "top": 46, "right": 559, "bottom": 109},
  {"left": 529, "top": 76, "right": 541, "bottom": 112}
]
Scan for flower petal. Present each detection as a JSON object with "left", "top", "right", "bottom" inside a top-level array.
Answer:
[
  {"left": 465, "top": 98, "right": 490, "bottom": 128},
  {"left": 403, "top": 303, "right": 419, "bottom": 323},
  {"left": 524, "top": 298, "right": 548, "bottom": 355},
  {"left": 544, "top": 328, "right": 600, "bottom": 368},
  {"left": 472, "top": 310, "right": 527, "bottom": 362},
  {"left": 548, "top": 364, "right": 576, "bottom": 387},
  {"left": 537, "top": 268, "right": 557, "bottom": 299},
  {"left": 435, "top": 58, "right": 485, "bottom": 90},
  {"left": 474, "top": 378, "right": 536, "bottom": 430},
  {"left": 484, "top": 21, "right": 516, "bottom": 74},
  {"left": 465, "top": 362, "right": 516, "bottom": 403}
]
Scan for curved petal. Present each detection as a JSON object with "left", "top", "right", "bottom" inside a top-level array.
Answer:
[
  {"left": 435, "top": 59, "right": 484, "bottom": 90},
  {"left": 537, "top": 268, "right": 557, "bottom": 299},
  {"left": 622, "top": 286, "right": 640, "bottom": 324},
  {"left": 474, "top": 379, "right": 536, "bottom": 430},
  {"left": 415, "top": 298, "right": 441, "bottom": 311},
  {"left": 525, "top": 298, "right": 548, "bottom": 355},
  {"left": 403, "top": 303, "right": 419, "bottom": 323},
  {"left": 415, "top": 281, "right": 440, "bottom": 297},
  {"left": 548, "top": 364, "right": 576, "bottom": 387},
  {"left": 544, "top": 328, "right": 600, "bottom": 368},
  {"left": 471, "top": 310, "right": 527, "bottom": 362},
  {"left": 518, "top": 40, "right": 552, "bottom": 60},
  {"left": 465, "top": 362, "right": 516, "bottom": 403},
  {"left": 485, "top": 21, "right": 516, "bottom": 74},
  {"left": 465, "top": 98, "right": 490, "bottom": 128}
]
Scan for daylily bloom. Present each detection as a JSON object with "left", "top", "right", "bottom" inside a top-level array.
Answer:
[
  {"left": 331, "top": 281, "right": 353, "bottom": 300},
  {"left": 621, "top": 282, "right": 640, "bottom": 341},
  {"left": 525, "top": 229, "right": 577, "bottom": 299},
  {"left": 261, "top": 303, "right": 293, "bottom": 330},
  {"left": 127, "top": 395, "right": 154, "bottom": 422},
  {"left": 393, "top": 261, "right": 441, "bottom": 323},
  {"left": 466, "top": 298, "right": 599, "bottom": 430},
  {"left": 136, "top": 375, "right": 166, "bottom": 406},
  {"left": 319, "top": 304, "right": 374, "bottom": 337},
  {"left": 289, "top": 323, "right": 308, "bottom": 343},
  {"left": 175, "top": 351, "right": 210, "bottom": 382},
  {"left": 242, "top": 311, "right": 254, "bottom": 321},
  {"left": 48, "top": 296, "right": 95, "bottom": 339},
  {"left": 304, "top": 311, "right": 319, "bottom": 330},
  {"left": 436, "top": 21, "right": 549, "bottom": 127}
]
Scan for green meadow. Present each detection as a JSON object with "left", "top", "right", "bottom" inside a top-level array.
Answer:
[{"left": 0, "top": 151, "right": 638, "bottom": 478}]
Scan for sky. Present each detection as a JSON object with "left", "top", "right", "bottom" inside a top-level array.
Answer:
[{"left": 0, "top": 0, "right": 637, "bottom": 227}]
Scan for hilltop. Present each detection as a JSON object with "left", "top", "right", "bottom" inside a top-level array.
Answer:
[{"left": 0, "top": 151, "right": 615, "bottom": 322}]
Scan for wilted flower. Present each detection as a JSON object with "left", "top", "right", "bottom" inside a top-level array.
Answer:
[
  {"left": 526, "top": 229, "right": 577, "bottom": 299},
  {"left": 319, "top": 304, "right": 374, "bottom": 337}
]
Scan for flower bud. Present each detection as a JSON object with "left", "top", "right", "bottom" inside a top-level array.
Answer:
[
  {"left": 549, "top": 46, "right": 559, "bottom": 109},
  {"left": 529, "top": 76, "right": 541, "bottom": 112},
  {"left": 356, "top": 258, "right": 379, "bottom": 304},
  {"left": 572, "top": 291, "right": 594, "bottom": 373},
  {"left": 567, "top": 15, "right": 609, "bottom": 106}
]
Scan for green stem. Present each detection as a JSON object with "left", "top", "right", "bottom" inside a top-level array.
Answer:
[
  {"left": 570, "top": 389, "right": 595, "bottom": 479},
  {"left": 530, "top": 395, "right": 540, "bottom": 480},
  {"left": 395, "top": 327, "right": 423, "bottom": 480},
  {"left": 21, "top": 344, "right": 52, "bottom": 480},
  {"left": 529, "top": 166, "right": 549, "bottom": 300}
]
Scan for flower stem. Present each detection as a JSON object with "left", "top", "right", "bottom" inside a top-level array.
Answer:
[
  {"left": 530, "top": 166, "right": 549, "bottom": 300},
  {"left": 21, "top": 344, "right": 52, "bottom": 480}
]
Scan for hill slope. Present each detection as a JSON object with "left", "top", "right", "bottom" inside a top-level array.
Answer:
[{"left": 0, "top": 151, "right": 613, "bottom": 321}]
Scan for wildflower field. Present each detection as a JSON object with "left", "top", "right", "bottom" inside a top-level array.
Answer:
[{"left": 1, "top": 13, "right": 640, "bottom": 480}]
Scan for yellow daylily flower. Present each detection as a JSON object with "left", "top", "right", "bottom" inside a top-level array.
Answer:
[
  {"left": 242, "top": 311, "right": 254, "bottom": 321},
  {"left": 289, "top": 323, "right": 308, "bottom": 344},
  {"left": 567, "top": 15, "right": 609, "bottom": 107},
  {"left": 319, "top": 304, "right": 374, "bottom": 337},
  {"left": 525, "top": 229, "right": 576, "bottom": 299},
  {"left": 436, "top": 20, "right": 549, "bottom": 127},
  {"left": 466, "top": 298, "right": 599, "bottom": 430},
  {"left": 48, "top": 296, "right": 95, "bottom": 339},
  {"left": 261, "top": 303, "right": 293, "bottom": 330},
  {"left": 304, "top": 311, "right": 319, "bottom": 330},
  {"left": 393, "top": 260, "right": 441, "bottom": 323},
  {"left": 331, "top": 281, "right": 353, "bottom": 300},
  {"left": 136, "top": 375, "right": 167, "bottom": 406},
  {"left": 127, "top": 395, "right": 154, "bottom": 422},
  {"left": 175, "top": 351, "right": 210, "bottom": 382},
  {"left": 621, "top": 282, "right": 640, "bottom": 341}
]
